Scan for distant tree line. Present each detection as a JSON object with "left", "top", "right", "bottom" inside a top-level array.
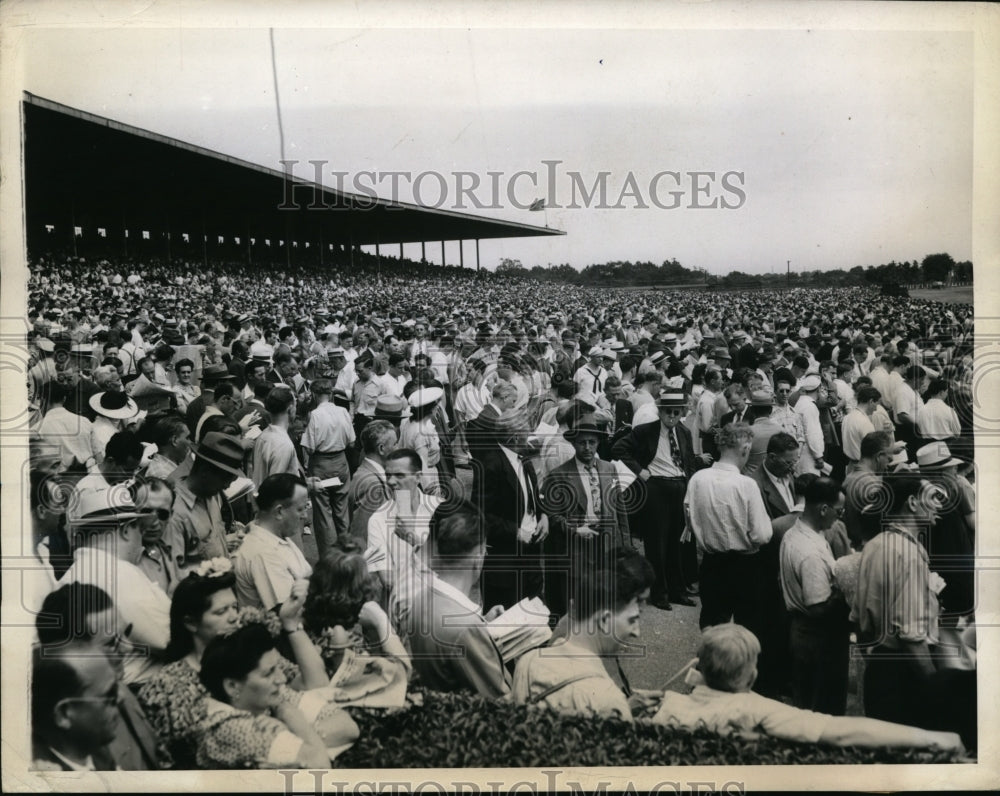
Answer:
[{"left": 494, "top": 252, "right": 972, "bottom": 288}]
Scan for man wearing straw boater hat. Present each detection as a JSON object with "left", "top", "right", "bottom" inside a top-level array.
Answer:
[{"left": 612, "top": 391, "right": 705, "bottom": 611}]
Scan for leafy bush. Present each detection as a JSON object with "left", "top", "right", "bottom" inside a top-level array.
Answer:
[{"left": 339, "top": 689, "right": 959, "bottom": 768}]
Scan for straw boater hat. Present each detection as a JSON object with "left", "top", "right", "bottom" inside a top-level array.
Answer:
[
  {"left": 374, "top": 394, "right": 411, "bottom": 421},
  {"left": 89, "top": 390, "right": 139, "bottom": 420},
  {"left": 916, "top": 441, "right": 964, "bottom": 470},
  {"left": 655, "top": 391, "right": 688, "bottom": 410}
]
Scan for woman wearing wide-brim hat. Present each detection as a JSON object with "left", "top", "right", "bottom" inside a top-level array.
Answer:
[
  {"left": 400, "top": 387, "right": 445, "bottom": 495},
  {"left": 88, "top": 390, "right": 140, "bottom": 463}
]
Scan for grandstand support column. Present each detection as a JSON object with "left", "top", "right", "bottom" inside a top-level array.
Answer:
[
  {"left": 459, "top": 240, "right": 464, "bottom": 270},
  {"left": 70, "top": 199, "right": 77, "bottom": 258},
  {"left": 476, "top": 239, "right": 480, "bottom": 272},
  {"left": 376, "top": 240, "right": 381, "bottom": 275},
  {"left": 122, "top": 210, "right": 127, "bottom": 258},
  {"left": 441, "top": 241, "right": 446, "bottom": 267},
  {"left": 399, "top": 242, "right": 404, "bottom": 260},
  {"left": 246, "top": 222, "right": 252, "bottom": 266},
  {"left": 421, "top": 241, "right": 426, "bottom": 263},
  {"left": 319, "top": 227, "right": 324, "bottom": 267}
]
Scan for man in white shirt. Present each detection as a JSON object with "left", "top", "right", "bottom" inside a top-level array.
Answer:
[
  {"left": 38, "top": 382, "right": 97, "bottom": 471},
  {"left": 59, "top": 488, "right": 168, "bottom": 685},
  {"left": 300, "top": 379, "right": 355, "bottom": 555},
  {"left": 380, "top": 353, "right": 410, "bottom": 398},
  {"left": 841, "top": 385, "right": 881, "bottom": 468},
  {"left": 232, "top": 473, "right": 313, "bottom": 610},
  {"left": 917, "top": 378, "right": 962, "bottom": 441},
  {"left": 365, "top": 448, "right": 442, "bottom": 604},
  {"left": 684, "top": 422, "right": 772, "bottom": 637},
  {"left": 779, "top": 477, "right": 850, "bottom": 715}
]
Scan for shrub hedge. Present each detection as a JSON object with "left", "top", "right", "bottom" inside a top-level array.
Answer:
[{"left": 338, "top": 689, "right": 960, "bottom": 768}]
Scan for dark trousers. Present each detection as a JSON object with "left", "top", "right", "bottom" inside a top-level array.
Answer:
[
  {"left": 698, "top": 551, "right": 763, "bottom": 637},
  {"left": 640, "top": 477, "right": 692, "bottom": 600},
  {"left": 307, "top": 451, "right": 351, "bottom": 557},
  {"left": 788, "top": 612, "right": 850, "bottom": 715},
  {"left": 863, "top": 646, "right": 931, "bottom": 727}
]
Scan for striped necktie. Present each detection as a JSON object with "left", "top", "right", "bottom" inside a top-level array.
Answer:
[{"left": 586, "top": 464, "right": 602, "bottom": 514}]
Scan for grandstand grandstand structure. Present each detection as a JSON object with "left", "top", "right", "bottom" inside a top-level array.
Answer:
[{"left": 22, "top": 93, "right": 563, "bottom": 270}]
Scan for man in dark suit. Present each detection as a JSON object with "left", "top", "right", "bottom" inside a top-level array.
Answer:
[
  {"left": 540, "top": 413, "right": 630, "bottom": 620},
  {"left": 719, "top": 383, "right": 750, "bottom": 428},
  {"left": 611, "top": 391, "right": 710, "bottom": 610},
  {"left": 475, "top": 411, "right": 548, "bottom": 609},
  {"left": 749, "top": 432, "right": 801, "bottom": 520},
  {"left": 467, "top": 381, "right": 518, "bottom": 492},
  {"left": 347, "top": 419, "right": 399, "bottom": 544},
  {"left": 748, "top": 431, "right": 800, "bottom": 699}
]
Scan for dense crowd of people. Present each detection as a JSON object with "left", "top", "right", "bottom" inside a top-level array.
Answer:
[{"left": 24, "top": 251, "right": 977, "bottom": 770}]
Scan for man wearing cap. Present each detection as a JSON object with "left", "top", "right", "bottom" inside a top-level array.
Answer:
[
  {"left": 684, "top": 423, "right": 772, "bottom": 634},
  {"left": 300, "top": 379, "right": 355, "bottom": 554},
  {"left": 612, "top": 392, "right": 704, "bottom": 611},
  {"left": 542, "top": 412, "right": 628, "bottom": 619},
  {"left": 164, "top": 431, "right": 245, "bottom": 573},
  {"left": 573, "top": 346, "right": 608, "bottom": 399},
  {"left": 59, "top": 488, "right": 169, "bottom": 685},
  {"left": 794, "top": 374, "right": 825, "bottom": 475}
]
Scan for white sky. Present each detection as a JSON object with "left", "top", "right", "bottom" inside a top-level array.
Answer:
[{"left": 21, "top": 24, "right": 973, "bottom": 274}]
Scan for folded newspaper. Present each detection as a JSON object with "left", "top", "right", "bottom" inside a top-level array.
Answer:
[
  {"left": 327, "top": 649, "right": 408, "bottom": 709},
  {"left": 486, "top": 596, "right": 553, "bottom": 662}
]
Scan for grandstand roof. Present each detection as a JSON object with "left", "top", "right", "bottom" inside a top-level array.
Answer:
[{"left": 22, "top": 93, "right": 563, "bottom": 255}]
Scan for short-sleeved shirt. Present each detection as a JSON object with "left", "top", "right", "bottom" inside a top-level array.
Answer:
[
  {"left": 779, "top": 518, "right": 837, "bottom": 613},
  {"left": 855, "top": 526, "right": 940, "bottom": 648},
  {"left": 232, "top": 523, "right": 313, "bottom": 610},
  {"left": 164, "top": 478, "right": 228, "bottom": 570},
  {"left": 654, "top": 685, "right": 830, "bottom": 744},
  {"left": 301, "top": 401, "right": 355, "bottom": 454}
]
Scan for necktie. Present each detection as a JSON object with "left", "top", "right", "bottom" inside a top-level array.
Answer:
[
  {"left": 670, "top": 428, "right": 685, "bottom": 471},
  {"left": 593, "top": 371, "right": 601, "bottom": 394},
  {"left": 586, "top": 464, "right": 602, "bottom": 514}
]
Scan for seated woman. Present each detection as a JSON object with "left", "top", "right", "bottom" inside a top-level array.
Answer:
[
  {"left": 654, "top": 623, "right": 964, "bottom": 752},
  {"left": 197, "top": 623, "right": 359, "bottom": 769},
  {"left": 137, "top": 560, "right": 329, "bottom": 768},
  {"left": 303, "top": 541, "right": 411, "bottom": 679},
  {"left": 513, "top": 548, "right": 660, "bottom": 721}
]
